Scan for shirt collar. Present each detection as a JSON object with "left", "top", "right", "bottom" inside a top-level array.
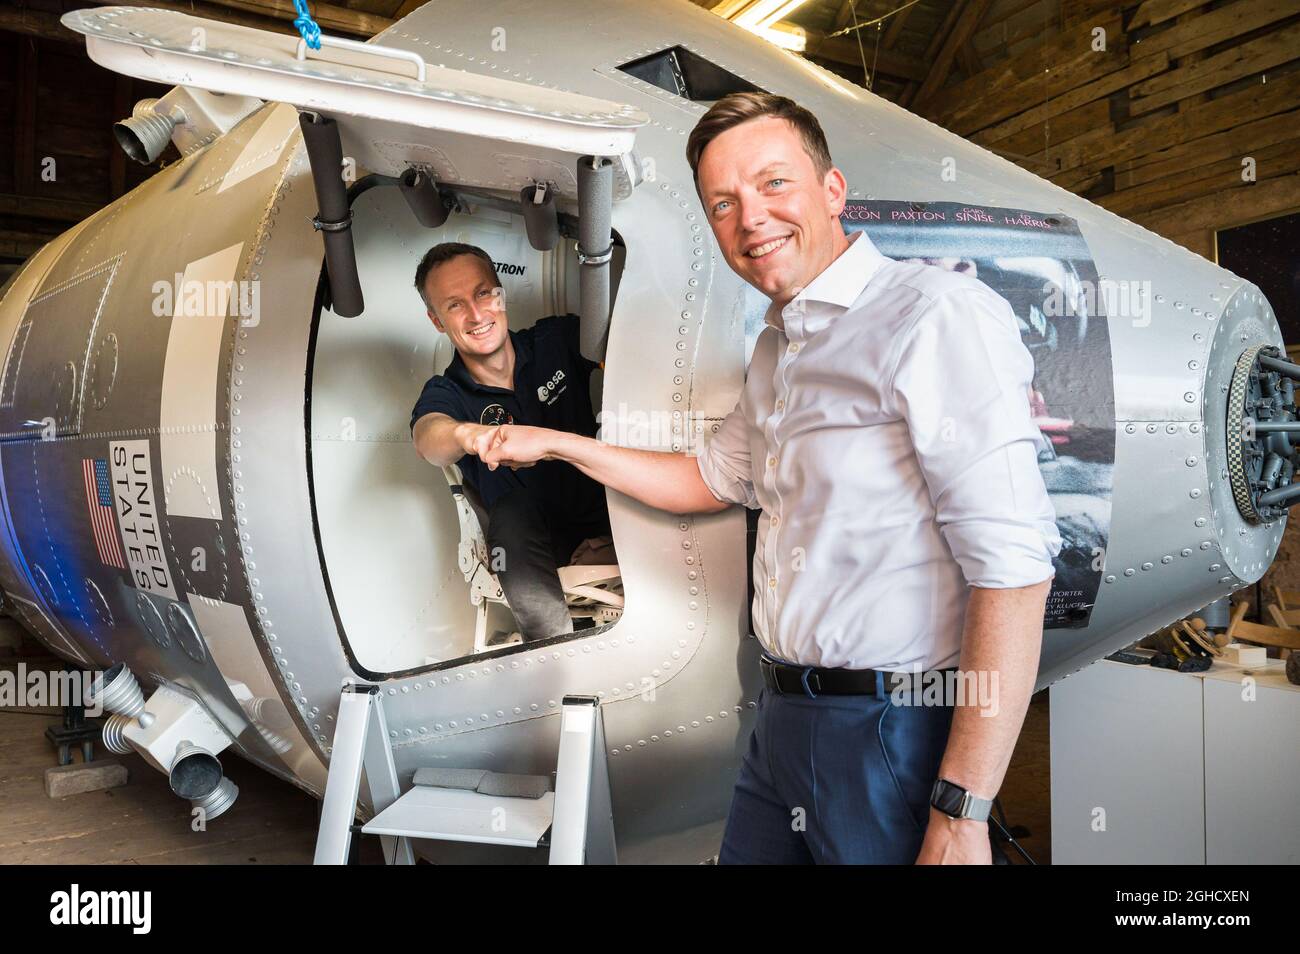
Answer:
[
  {"left": 446, "top": 326, "right": 531, "bottom": 392},
  {"left": 762, "top": 230, "right": 888, "bottom": 339}
]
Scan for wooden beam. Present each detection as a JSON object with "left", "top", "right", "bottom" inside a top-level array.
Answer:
[
  {"left": 829, "top": 0, "right": 913, "bottom": 46},
  {"left": 1221, "top": 617, "right": 1300, "bottom": 651},
  {"left": 1130, "top": 0, "right": 1300, "bottom": 64},
  {"left": 79, "top": 0, "right": 315, "bottom": 38},
  {"left": 0, "top": 193, "right": 102, "bottom": 223},
  {"left": 802, "top": 32, "right": 930, "bottom": 82},
  {"left": 832, "top": 0, "right": 858, "bottom": 30},
  {"left": 1129, "top": 0, "right": 1214, "bottom": 30},
  {"left": 1100, "top": 137, "right": 1300, "bottom": 218},
  {"left": 882, "top": 1, "right": 914, "bottom": 48},
  {"left": 199, "top": 0, "right": 394, "bottom": 37},
  {"left": 1173, "top": 9, "right": 1210, "bottom": 114},
  {"left": 1049, "top": 70, "right": 1300, "bottom": 176},
  {"left": 0, "top": 229, "right": 62, "bottom": 260},
  {"left": 14, "top": 37, "right": 37, "bottom": 199},
  {"left": 899, "top": 0, "right": 967, "bottom": 109},
  {"left": 972, "top": 0, "right": 1061, "bottom": 60},
  {"left": 912, "top": 0, "right": 995, "bottom": 108},
  {"left": 971, "top": 52, "right": 1167, "bottom": 146},
  {"left": 1062, "top": 0, "right": 1126, "bottom": 27},
  {"left": 1163, "top": 229, "right": 1214, "bottom": 259},
  {"left": 0, "top": 6, "right": 82, "bottom": 45},
  {"left": 1129, "top": 20, "right": 1300, "bottom": 117},
  {"left": 1115, "top": 108, "right": 1300, "bottom": 189},
  {"left": 980, "top": 98, "right": 1109, "bottom": 156},
  {"left": 956, "top": 40, "right": 983, "bottom": 78},
  {"left": 927, "top": 13, "right": 1126, "bottom": 130},
  {"left": 392, "top": 0, "right": 430, "bottom": 18},
  {"left": 1136, "top": 170, "right": 1300, "bottom": 235}
]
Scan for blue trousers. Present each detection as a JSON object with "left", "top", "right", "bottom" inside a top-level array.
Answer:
[{"left": 719, "top": 678, "right": 955, "bottom": 864}]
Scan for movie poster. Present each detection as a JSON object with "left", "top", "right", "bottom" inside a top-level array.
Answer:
[{"left": 740, "top": 201, "right": 1115, "bottom": 628}]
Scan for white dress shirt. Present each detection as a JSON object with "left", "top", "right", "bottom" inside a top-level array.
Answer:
[{"left": 696, "top": 230, "right": 1062, "bottom": 671}]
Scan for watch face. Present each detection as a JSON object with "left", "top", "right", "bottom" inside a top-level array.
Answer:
[{"left": 933, "top": 780, "right": 967, "bottom": 816}]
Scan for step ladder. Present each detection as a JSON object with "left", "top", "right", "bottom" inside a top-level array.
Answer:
[{"left": 312, "top": 686, "right": 616, "bottom": 864}]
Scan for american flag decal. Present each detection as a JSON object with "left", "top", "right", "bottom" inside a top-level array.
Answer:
[{"left": 82, "top": 458, "right": 124, "bottom": 570}]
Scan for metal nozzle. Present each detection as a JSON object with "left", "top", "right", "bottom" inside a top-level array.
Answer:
[
  {"left": 190, "top": 777, "right": 240, "bottom": 820},
  {"left": 113, "top": 98, "right": 182, "bottom": 164},
  {"left": 169, "top": 742, "right": 225, "bottom": 800},
  {"left": 100, "top": 712, "right": 134, "bottom": 755},
  {"left": 88, "top": 663, "right": 145, "bottom": 718},
  {"left": 171, "top": 741, "right": 238, "bottom": 819}
]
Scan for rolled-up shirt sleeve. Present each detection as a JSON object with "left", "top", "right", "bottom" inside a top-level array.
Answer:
[
  {"left": 695, "top": 397, "right": 760, "bottom": 510},
  {"left": 891, "top": 284, "right": 1062, "bottom": 588}
]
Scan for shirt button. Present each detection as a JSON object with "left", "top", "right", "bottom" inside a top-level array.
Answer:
[
  {"left": 770, "top": 515, "right": 779, "bottom": 526},
  {"left": 767, "top": 456, "right": 777, "bottom": 468},
  {"left": 775, "top": 399, "right": 784, "bottom": 410},
  {"left": 768, "top": 577, "right": 777, "bottom": 588},
  {"left": 788, "top": 343, "right": 799, "bottom": 354}
]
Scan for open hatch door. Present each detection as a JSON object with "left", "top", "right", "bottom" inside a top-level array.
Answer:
[
  {"left": 60, "top": 6, "right": 648, "bottom": 198},
  {"left": 62, "top": 6, "right": 646, "bottom": 348}
]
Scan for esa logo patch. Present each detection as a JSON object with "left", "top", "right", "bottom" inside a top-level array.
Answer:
[
  {"left": 480, "top": 404, "right": 514, "bottom": 426},
  {"left": 536, "top": 369, "right": 567, "bottom": 405}
]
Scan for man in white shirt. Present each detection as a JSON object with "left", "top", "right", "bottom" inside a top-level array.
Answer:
[{"left": 481, "top": 92, "right": 1062, "bottom": 864}]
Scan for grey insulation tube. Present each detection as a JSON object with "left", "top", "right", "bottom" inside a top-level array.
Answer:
[
  {"left": 400, "top": 168, "right": 449, "bottom": 228},
  {"left": 520, "top": 183, "right": 559, "bottom": 251},
  {"left": 299, "top": 112, "right": 364, "bottom": 318},
  {"left": 577, "top": 156, "right": 613, "bottom": 363}
]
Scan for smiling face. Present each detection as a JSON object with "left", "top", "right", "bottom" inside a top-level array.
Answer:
[
  {"left": 696, "top": 115, "right": 849, "bottom": 307},
  {"left": 423, "top": 253, "right": 508, "bottom": 358}
]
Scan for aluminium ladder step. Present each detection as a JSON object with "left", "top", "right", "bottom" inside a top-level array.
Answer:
[{"left": 362, "top": 785, "right": 556, "bottom": 848}]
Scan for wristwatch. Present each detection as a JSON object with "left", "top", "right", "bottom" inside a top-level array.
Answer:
[{"left": 930, "top": 778, "right": 993, "bottom": 823}]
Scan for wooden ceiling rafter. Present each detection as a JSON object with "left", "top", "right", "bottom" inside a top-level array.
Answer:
[{"left": 910, "top": 0, "right": 995, "bottom": 109}]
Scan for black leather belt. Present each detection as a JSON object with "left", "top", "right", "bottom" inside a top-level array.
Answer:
[{"left": 759, "top": 653, "right": 953, "bottom": 698}]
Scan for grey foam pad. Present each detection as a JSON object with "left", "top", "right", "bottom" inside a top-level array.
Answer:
[
  {"left": 411, "top": 767, "right": 549, "bottom": 799},
  {"left": 412, "top": 767, "right": 487, "bottom": 791},
  {"left": 475, "top": 772, "right": 550, "bottom": 800}
]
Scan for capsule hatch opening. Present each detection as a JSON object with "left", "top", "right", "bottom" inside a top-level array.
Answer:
[{"left": 308, "top": 165, "right": 629, "bottom": 677}]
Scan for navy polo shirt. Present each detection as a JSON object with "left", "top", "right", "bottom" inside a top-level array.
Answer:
[{"left": 410, "top": 314, "right": 609, "bottom": 527}]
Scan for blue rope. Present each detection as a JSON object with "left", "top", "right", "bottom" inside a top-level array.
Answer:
[{"left": 292, "top": 0, "right": 321, "bottom": 50}]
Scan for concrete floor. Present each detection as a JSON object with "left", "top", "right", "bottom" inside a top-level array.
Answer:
[{"left": 0, "top": 648, "right": 1052, "bottom": 865}]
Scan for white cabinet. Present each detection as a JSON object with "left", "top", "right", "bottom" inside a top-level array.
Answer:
[{"left": 1051, "top": 658, "right": 1299, "bottom": 864}]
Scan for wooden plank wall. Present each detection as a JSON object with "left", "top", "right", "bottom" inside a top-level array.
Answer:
[
  {"left": 917, "top": 0, "right": 1300, "bottom": 261},
  {"left": 0, "top": 4, "right": 191, "bottom": 286},
  {"left": 2, "top": 0, "right": 1296, "bottom": 282}
]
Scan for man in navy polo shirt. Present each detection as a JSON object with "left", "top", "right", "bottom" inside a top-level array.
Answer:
[{"left": 410, "top": 242, "right": 611, "bottom": 642}]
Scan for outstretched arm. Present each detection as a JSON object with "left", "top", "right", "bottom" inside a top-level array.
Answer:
[
  {"left": 483, "top": 425, "right": 730, "bottom": 515},
  {"left": 412, "top": 412, "right": 500, "bottom": 468}
]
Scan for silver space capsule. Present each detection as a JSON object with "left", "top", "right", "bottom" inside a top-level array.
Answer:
[{"left": 0, "top": 1, "right": 1289, "bottom": 863}]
